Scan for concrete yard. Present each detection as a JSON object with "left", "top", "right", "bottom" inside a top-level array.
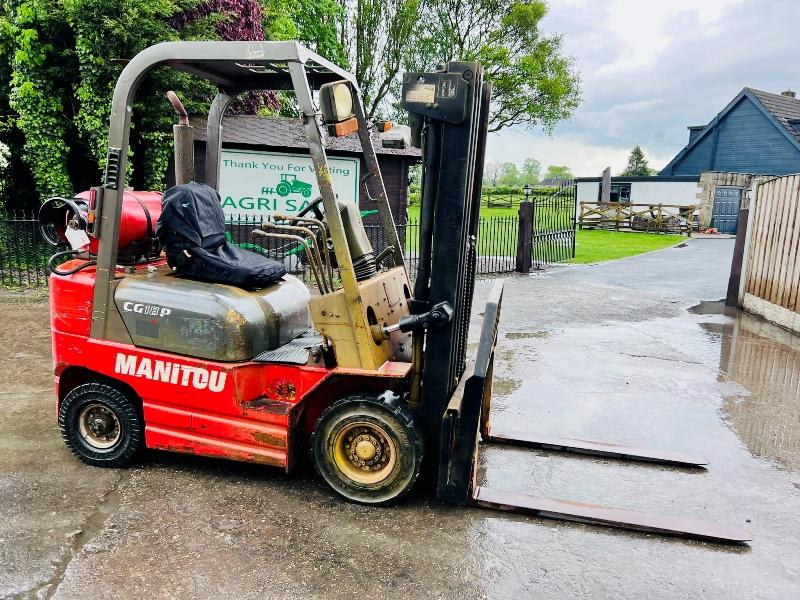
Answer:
[{"left": 3, "top": 238, "right": 800, "bottom": 599}]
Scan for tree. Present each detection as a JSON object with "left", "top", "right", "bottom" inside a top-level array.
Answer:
[
  {"left": 337, "top": 0, "right": 422, "bottom": 119},
  {"left": 0, "top": 0, "right": 345, "bottom": 208},
  {"left": 263, "top": 0, "right": 346, "bottom": 67},
  {"left": 404, "top": 0, "right": 581, "bottom": 132},
  {"left": 335, "top": 0, "right": 581, "bottom": 131},
  {"left": 621, "top": 145, "right": 657, "bottom": 176},
  {"left": 520, "top": 157, "right": 541, "bottom": 185},
  {"left": 172, "top": 1, "right": 278, "bottom": 115},
  {"left": 497, "top": 161, "right": 520, "bottom": 187},
  {"left": 483, "top": 160, "right": 503, "bottom": 187},
  {"left": 544, "top": 165, "right": 572, "bottom": 180},
  {"left": 0, "top": 0, "right": 221, "bottom": 202}
]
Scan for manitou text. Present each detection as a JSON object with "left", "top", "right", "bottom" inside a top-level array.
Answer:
[{"left": 114, "top": 353, "right": 227, "bottom": 392}]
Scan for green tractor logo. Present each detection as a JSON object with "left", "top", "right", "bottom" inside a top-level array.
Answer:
[{"left": 276, "top": 173, "right": 313, "bottom": 198}]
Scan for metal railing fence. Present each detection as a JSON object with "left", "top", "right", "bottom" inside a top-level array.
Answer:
[{"left": 0, "top": 213, "right": 525, "bottom": 288}]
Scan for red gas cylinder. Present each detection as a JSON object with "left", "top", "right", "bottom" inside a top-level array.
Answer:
[{"left": 77, "top": 190, "right": 163, "bottom": 254}]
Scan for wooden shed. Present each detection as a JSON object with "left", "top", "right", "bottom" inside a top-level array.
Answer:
[{"left": 172, "top": 115, "right": 420, "bottom": 225}]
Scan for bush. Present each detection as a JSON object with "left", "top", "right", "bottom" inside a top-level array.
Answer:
[{"left": 485, "top": 185, "right": 522, "bottom": 196}]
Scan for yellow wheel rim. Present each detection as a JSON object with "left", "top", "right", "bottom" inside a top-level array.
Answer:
[{"left": 332, "top": 421, "right": 397, "bottom": 485}]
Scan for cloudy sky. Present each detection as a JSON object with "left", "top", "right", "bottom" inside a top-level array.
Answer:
[{"left": 486, "top": 0, "right": 800, "bottom": 177}]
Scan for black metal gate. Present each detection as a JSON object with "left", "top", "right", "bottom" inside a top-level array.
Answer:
[{"left": 532, "top": 181, "right": 577, "bottom": 267}]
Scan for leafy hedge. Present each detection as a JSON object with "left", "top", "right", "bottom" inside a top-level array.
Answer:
[{"left": 0, "top": 0, "right": 343, "bottom": 211}]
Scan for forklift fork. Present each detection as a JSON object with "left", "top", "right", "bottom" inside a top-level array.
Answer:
[
  {"left": 481, "top": 430, "right": 708, "bottom": 468},
  {"left": 437, "top": 280, "right": 751, "bottom": 544}
]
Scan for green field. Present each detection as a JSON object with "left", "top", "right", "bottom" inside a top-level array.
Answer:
[
  {"left": 570, "top": 230, "right": 683, "bottom": 263},
  {"left": 405, "top": 204, "right": 684, "bottom": 263}
]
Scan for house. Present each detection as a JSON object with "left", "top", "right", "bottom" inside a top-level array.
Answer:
[
  {"left": 173, "top": 115, "right": 420, "bottom": 224},
  {"left": 660, "top": 88, "right": 800, "bottom": 177}
]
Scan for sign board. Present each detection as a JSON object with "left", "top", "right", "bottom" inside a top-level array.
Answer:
[{"left": 218, "top": 149, "right": 360, "bottom": 218}]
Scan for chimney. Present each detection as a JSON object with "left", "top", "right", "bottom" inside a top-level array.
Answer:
[{"left": 781, "top": 89, "right": 796, "bottom": 98}]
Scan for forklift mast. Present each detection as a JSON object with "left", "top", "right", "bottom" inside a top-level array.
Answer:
[{"left": 401, "top": 63, "right": 491, "bottom": 461}]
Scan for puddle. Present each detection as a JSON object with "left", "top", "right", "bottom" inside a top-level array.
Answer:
[
  {"left": 687, "top": 299, "right": 738, "bottom": 316},
  {"left": 505, "top": 331, "right": 550, "bottom": 340},
  {"left": 701, "top": 310, "right": 800, "bottom": 471}
]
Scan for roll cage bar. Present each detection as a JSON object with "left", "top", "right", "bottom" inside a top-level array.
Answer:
[{"left": 90, "top": 41, "right": 404, "bottom": 341}]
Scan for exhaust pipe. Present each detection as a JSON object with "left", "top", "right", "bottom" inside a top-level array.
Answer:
[{"left": 167, "top": 91, "right": 194, "bottom": 185}]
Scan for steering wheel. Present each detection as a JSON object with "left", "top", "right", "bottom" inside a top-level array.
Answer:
[{"left": 297, "top": 195, "right": 325, "bottom": 222}]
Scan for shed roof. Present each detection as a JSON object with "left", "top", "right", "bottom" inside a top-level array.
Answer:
[
  {"left": 538, "top": 178, "right": 572, "bottom": 187},
  {"left": 192, "top": 115, "right": 421, "bottom": 158}
]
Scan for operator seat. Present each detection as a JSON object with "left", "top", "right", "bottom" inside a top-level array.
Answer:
[{"left": 156, "top": 181, "right": 286, "bottom": 288}]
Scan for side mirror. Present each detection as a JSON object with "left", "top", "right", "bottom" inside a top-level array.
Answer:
[{"left": 319, "top": 81, "right": 358, "bottom": 137}]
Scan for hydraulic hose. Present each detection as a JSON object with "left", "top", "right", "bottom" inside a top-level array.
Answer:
[{"left": 47, "top": 250, "right": 97, "bottom": 276}]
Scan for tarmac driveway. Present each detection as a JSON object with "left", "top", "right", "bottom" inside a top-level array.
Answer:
[
  {"left": 550, "top": 236, "right": 736, "bottom": 300},
  {"left": 3, "top": 238, "right": 800, "bottom": 599}
]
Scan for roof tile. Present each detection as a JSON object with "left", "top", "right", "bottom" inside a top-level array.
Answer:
[
  {"left": 747, "top": 88, "right": 800, "bottom": 144},
  {"left": 191, "top": 115, "right": 421, "bottom": 158}
]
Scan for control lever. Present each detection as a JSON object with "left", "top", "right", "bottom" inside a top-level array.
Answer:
[{"left": 383, "top": 301, "right": 453, "bottom": 334}]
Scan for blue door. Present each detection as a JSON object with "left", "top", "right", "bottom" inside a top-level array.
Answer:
[{"left": 712, "top": 187, "right": 742, "bottom": 234}]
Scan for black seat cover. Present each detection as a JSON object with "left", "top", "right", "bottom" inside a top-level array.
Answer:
[{"left": 156, "top": 182, "right": 286, "bottom": 288}]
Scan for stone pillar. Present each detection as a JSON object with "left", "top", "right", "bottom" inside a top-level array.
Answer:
[{"left": 600, "top": 166, "right": 611, "bottom": 204}]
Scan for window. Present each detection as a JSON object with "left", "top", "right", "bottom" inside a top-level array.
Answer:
[{"left": 599, "top": 182, "right": 631, "bottom": 203}]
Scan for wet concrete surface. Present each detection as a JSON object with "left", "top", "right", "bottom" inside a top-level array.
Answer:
[{"left": 3, "top": 239, "right": 800, "bottom": 598}]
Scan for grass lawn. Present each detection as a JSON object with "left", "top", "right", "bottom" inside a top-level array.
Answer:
[
  {"left": 404, "top": 204, "right": 684, "bottom": 263},
  {"left": 570, "top": 230, "right": 683, "bottom": 263},
  {"left": 406, "top": 205, "right": 516, "bottom": 219}
]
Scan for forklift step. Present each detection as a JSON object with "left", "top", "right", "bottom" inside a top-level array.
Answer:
[
  {"left": 482, "top": 429, "right": 708, "bottom": 468},
  {"left": 253, "top": 330, "right": 324, "bottom": 364},
  {"left": 472, "top": 486, "right": 751, "bottom": 544}
]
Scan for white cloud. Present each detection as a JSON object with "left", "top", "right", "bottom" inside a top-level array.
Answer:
[
  {"left": 488, "top": 0, "right": 799, "bottom": 176},
  {"left": 595, "top": 0, "right": 742, "bottom": 72}
]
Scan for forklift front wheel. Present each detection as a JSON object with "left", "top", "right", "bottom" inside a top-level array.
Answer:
[
  {"left": 312, "top": 393, "right": 423, "bottom": 505},
  {"left": 59, "top": 382, "right": 143, "bottom": 467}
]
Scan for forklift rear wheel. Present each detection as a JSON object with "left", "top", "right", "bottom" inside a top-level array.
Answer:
[
  {"left": 312, "top": 392, "right": 423, "bottom": 505},
  {"left": 59, "top": 382, "right": 143, "bottom": 467}
]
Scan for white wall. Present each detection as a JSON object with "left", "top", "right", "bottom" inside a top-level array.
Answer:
[
  {"left": 576, "top": 180, "right": 701, "bottom": 207},
  {"left": 576, "top": 181, "right": 600, "bottom": 204},
  {"left": 630, "top": 181, "right": 701, "bottom": 206}
]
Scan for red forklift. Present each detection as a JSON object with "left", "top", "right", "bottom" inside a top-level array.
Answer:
[{"left": 40, "top": 41, "right": 749, "bottom": 543}]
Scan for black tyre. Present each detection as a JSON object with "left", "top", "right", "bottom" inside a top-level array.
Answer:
[
  {"left": 311, "top": 391, "right": 423, "bottom": 505},
  {"left": 58, "top": 382, "right": 143, "bottom": 467}
]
